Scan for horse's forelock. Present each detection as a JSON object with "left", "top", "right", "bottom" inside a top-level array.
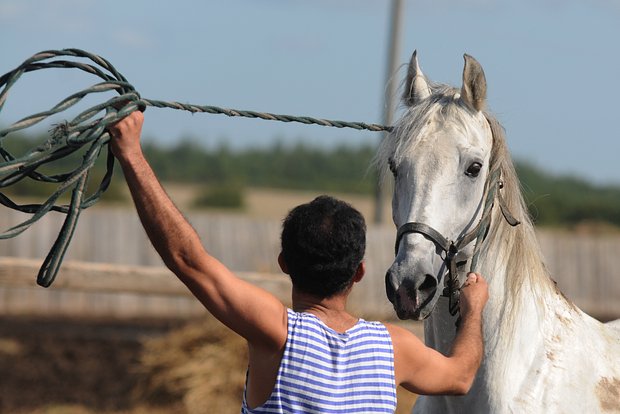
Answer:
[{"left": 374, "top": 84, "right": 467, "bottom": 182}]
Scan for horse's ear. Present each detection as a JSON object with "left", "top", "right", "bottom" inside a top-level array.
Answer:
[
  {"left": 460, "top": 54, "right": 487, "bottom": 112},
  {"left": 403, "top": 50, "right": 431, "bottom": 106}
]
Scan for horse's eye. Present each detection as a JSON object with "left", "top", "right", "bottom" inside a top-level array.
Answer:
[
  {"left": 465, "top": 162, "right": 482, "bottom": 177},
  {"left": 388, "top": 158, "right": 398, "bottom": 177}
]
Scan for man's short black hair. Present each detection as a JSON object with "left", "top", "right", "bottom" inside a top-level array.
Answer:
[{"left": 281, "top": 195, "right": 366, "bottom": 298}]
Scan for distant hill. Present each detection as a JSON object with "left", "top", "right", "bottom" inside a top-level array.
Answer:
[{"left": 516, "top": 163, "right": 620, "bottom": 227}]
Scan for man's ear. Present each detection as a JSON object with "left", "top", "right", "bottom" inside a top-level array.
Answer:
[
  {"left": 278, "top": 252, "right": 289, "bottom": 274},
  {"left": 352, "top": 261, "right": 365, "bottom": 283}
]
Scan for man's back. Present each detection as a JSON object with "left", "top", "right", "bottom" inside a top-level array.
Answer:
[{"left": 242, "top": 309, "right": 397, "bottom": 413}]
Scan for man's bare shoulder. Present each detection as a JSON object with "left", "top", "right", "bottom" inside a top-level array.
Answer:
[{"left": 383, "top": 322, "right": 424, "bottom": 342}]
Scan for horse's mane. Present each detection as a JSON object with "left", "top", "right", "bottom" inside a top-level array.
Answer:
[{"left": 482, "top": 113, "right": 559, "bottom": 325}]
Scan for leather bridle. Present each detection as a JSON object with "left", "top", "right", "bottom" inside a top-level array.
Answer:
[{"left": 394, "top": 167, "right": 520, "bottom": 316}]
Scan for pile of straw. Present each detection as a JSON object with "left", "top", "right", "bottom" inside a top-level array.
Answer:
[{"left": 136, "top": 316, "right": 247, "bottom": 414}]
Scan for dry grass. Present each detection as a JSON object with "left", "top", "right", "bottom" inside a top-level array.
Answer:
[
  {"left": 161, "top": 184, "right": 394, "bottom": 223},
  {"left": 0, "top": 338, "right": 22, "bottom": 356},
  {"left": 15, "top": 405, "right": 181, "bottom": 414},
  {"left": 135, "top": 317, "right": 248, "bottom": 414}
]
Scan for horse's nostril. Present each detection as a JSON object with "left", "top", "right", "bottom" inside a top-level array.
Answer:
[
  {"left": 418, "top": 274, "right": 437, "bottom": 293},
  {"left": 385, "top": 272, "right": 396, "bottom": 303}
]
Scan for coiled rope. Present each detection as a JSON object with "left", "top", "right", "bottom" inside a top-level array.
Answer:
[{"left": 0, "top": 48, "right": 392, "bottom": 287}]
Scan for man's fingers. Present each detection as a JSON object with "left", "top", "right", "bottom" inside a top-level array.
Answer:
[
  {"left": 463, "top": 272, "right": 485, "bottom": 287},
  {"left": 111, "top": 100, "right": 128, "bottom": 111},
  {"left": 111, "top": 99, "right": 146, "bottom": 113}
]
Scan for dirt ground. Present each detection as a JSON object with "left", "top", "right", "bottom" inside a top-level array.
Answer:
[
  {"left": 0, "top": 315, "right": 420, "bottom": 414},
  {"left": 0, "top": 316, "right": 187, "bottom": 414}
]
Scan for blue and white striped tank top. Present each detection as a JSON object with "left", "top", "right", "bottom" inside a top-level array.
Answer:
[{"left": 242, "top": 308, "right": 397, "bottom": 414}]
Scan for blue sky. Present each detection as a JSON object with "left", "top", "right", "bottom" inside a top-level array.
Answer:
[{"left": 1, "top": 0, "right": 619, "bottom": 184}]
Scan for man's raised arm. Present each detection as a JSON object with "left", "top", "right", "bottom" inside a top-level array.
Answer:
[{"left": 108, "top": 111, "right": 287, "bottom": 351}]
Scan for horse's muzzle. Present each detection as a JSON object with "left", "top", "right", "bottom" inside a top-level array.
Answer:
[{"left": 386, "top": 269, "right": 438, "bottom": 320}]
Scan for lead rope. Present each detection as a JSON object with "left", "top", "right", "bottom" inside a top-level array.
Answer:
[{"left": 0, "top": 48, "right": 391, "bottom": 287}]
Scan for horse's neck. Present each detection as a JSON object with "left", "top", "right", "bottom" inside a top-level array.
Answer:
[
  {"left": 423, "top": 218, "right": 578, "bottom": 411},
  {"left": 423, "top": 297, "right": 459, "bottom": 353},
  {"left": 478, "top": 260, "right": 546, "bottom": 399}
]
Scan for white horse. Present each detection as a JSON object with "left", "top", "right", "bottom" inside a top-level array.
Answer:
[{"left": 378, "top": 51, "right": 620, "bottom": 413}]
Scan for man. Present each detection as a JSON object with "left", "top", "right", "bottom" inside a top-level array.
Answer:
[{"left": 108, "top": 110, "right": 489, "bottom": 413}]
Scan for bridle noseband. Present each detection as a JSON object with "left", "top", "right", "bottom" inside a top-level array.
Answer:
[{"left": 394, "top": 168, "right": 520, "bottom": 316}]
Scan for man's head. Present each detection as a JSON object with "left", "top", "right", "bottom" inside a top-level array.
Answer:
[{"left": 280, "top": 195, "right": 366, "bottom": 298}]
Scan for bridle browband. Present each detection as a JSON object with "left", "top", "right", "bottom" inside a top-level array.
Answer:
[{"left": 394, "top": 167, "right": 521, "bottom": 316}]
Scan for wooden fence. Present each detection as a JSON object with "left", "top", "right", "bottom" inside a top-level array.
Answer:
[
  {"left": 0, "top": 257, "right": 290, "bottom": 319},
  {"left": 0, "top": 208, "right": 619, "bottom": 319}
]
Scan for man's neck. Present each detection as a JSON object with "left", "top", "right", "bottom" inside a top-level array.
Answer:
[{"left": 291, "top": 288, "right": 359, "bottom": 333}]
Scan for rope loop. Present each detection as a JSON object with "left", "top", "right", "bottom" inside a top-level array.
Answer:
[{"left": 0, "top": 48, "right": 392, "bottom": 287}]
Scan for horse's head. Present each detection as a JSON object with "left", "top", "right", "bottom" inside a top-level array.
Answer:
[{"left": 381, "top": 51, "right": 494, "bottom": 320}]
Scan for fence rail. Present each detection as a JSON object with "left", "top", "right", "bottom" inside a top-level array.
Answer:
[
  {"left": 0, "top": 257, "right": 290, "bottom": 319},
  {"left": 0, "top": 208, "right": 619, "bottom": 319}
]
